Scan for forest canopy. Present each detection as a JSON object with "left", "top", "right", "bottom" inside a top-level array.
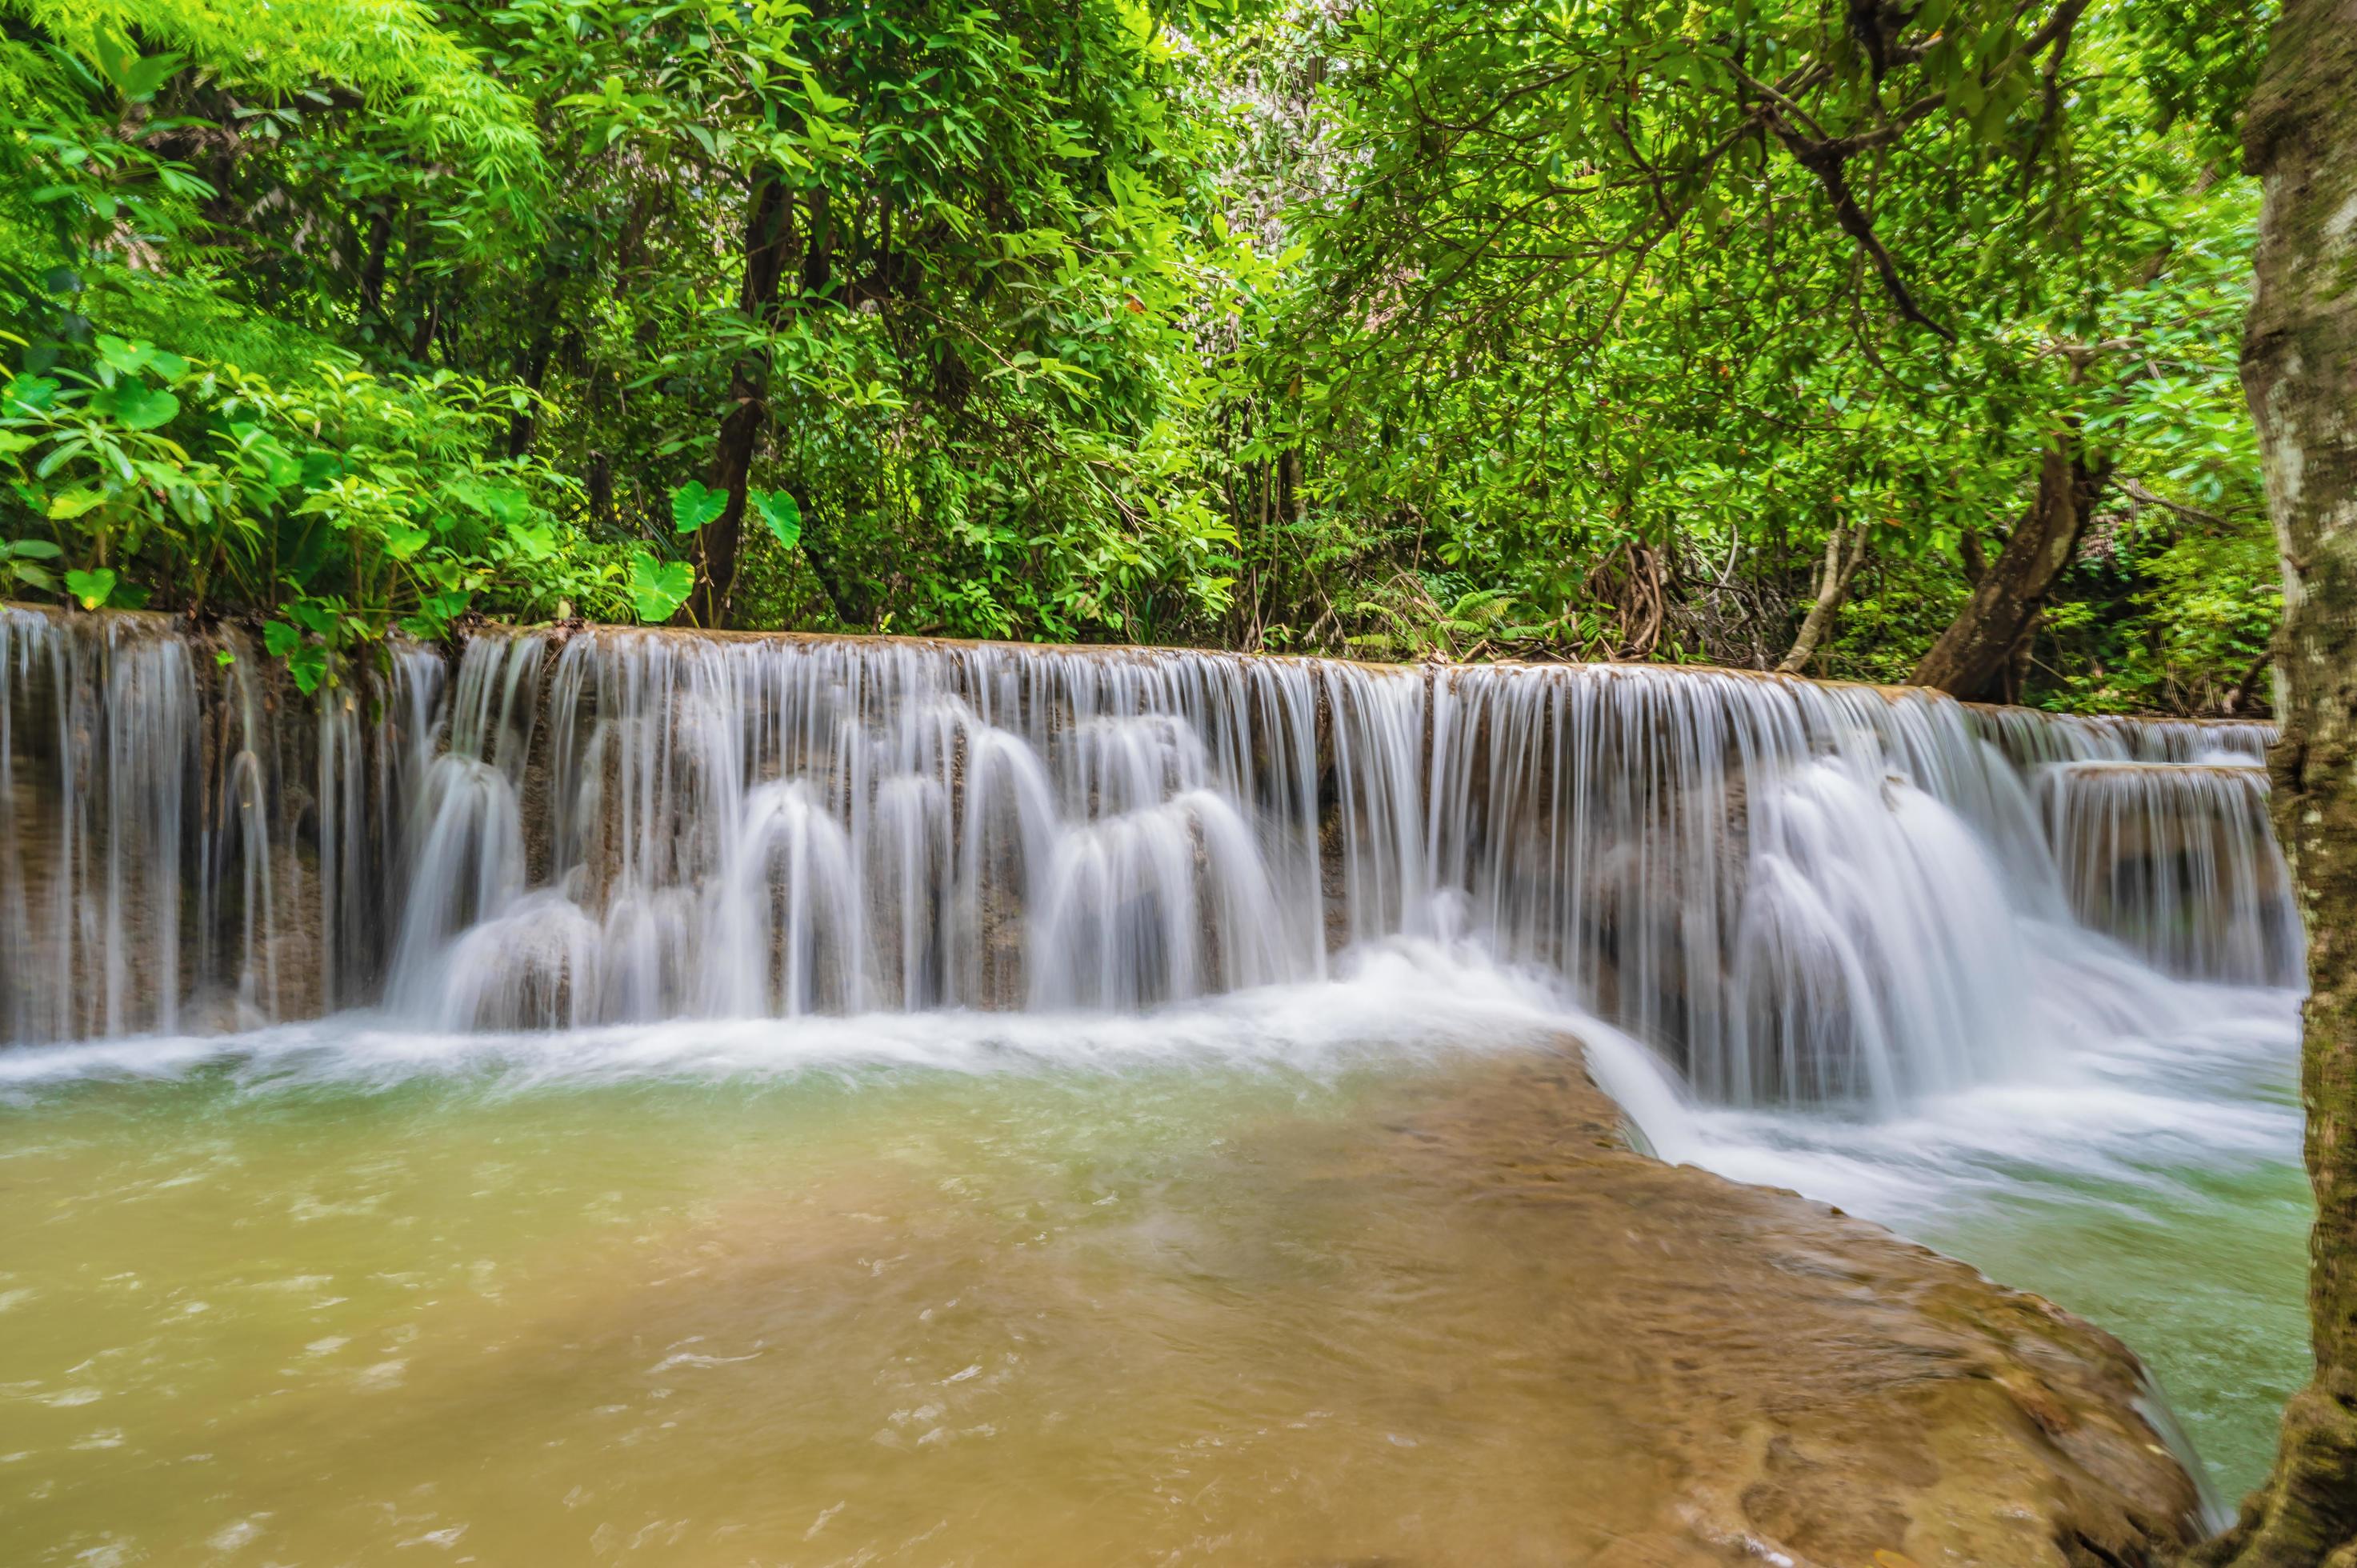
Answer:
[{"left": 0, "top": 0, "right": 2277, "bottom": 713}]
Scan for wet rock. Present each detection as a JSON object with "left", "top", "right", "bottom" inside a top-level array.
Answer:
[{"left": 1346, "top": 1049, "right": 2204, "bottom": 1566}]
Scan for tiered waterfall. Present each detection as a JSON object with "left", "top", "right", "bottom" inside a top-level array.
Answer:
[{"left": 0, "top": 606, "right": 2299, "bottom": 1108}]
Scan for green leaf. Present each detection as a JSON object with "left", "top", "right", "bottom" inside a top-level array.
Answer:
[
  {"left": 93, "top": 334, "right": 147, "bottom": 376},
  {"left": 214, "top": 648, "right": 236, "bottom": 666},
  {"left": 9, "top": 562, "right": 56, "bottom": 590},
  {"left": 262, "top": 620, "right": 303, "bottom": 657},
  {"left": 110, "top": 382, "right": 179, "bottom": 430},
  {"left": 626, "top": 550, "right": 694, "bottom": 621},
  {"left": 670, "top": 481, "right": 726, "bottom": 535},
  {"left": 2, "top": 374, "right": 59, "bottom": 413},
  {"left": 382, "top": 523, "right": 431, "bottom": 561},
  {"left": 120, "top": 51, "right": 185, "bottom": 103},
  {"left": 47, "top": 488, "right": 102, "bottom": 520},
  {"left": 7, "top": 538, "right": 62, "bottom": 559},
  {"left": 286, "top": 644, "right": 330, "bottom": 695},
  {"left": 91, "top": 336, "right": 187, "bottom": 384},
  {"left": 64, "top": 566, "right": 115, "bottom": 610},
  {"left": 750, "top": 488, "right": 802, "bottom": 550},
  {"left": 287, "top": 601, "right": 336, "bottom": 636},
  {"left": 454, "top": 482, "right": 528, "bottom": 526},
  {"left": 507, "top": 520, "right": 555, "bottom": 559}
]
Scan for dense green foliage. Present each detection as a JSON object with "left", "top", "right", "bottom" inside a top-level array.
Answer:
[{"left": 0, "top": 0, "right": 2279, "bottom": 710}]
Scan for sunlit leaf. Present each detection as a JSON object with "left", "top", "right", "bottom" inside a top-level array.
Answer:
[
  {"left": 670, "top": 481, "right": 726, "bottom": 535},
  {"left": 64, "top": 566, "right": 116, "bottom": 610},
  {"left": 626, "top": 550, "right": 695, "bottom": 621},
  {"left": 110, "top": 383, "right": 179, "bottom": 430},
  {"left": 750, "top": 488, "right": 802, "bottom": 550}
]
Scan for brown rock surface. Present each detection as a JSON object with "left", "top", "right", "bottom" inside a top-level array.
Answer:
[{"left": 1300, "top": 1047, "right": 2206, "bottom": 1566}]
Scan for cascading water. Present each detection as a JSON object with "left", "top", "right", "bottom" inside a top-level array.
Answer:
[
  {"left": 0, "top": 606, "right": 436, "bottom": 1040},
  {"left": 2039, "top": 761, "right": 2299, "bottom": 986},
  {"left": 0, "top": 607, "right": 2303, "bottom": 1115},
  {"left": 410, "top": 632, "right": 1344, "bottom": 1026},
  {"left": 0, "top": 605, "right": 2315, "bottom": 1527}
]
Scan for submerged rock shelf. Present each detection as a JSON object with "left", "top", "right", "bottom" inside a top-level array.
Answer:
[{"left": 1355, "top": 1049, "right": 2205, "bottom": 1566}]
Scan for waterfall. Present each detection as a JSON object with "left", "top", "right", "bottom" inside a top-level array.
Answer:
[
  {"left": 0, "top": 608, "right": 2303, "bottom": 1110},
  {"left": 2039, "top": 762, "right": 2300, "bottom": 987},
  {"left": 0, "top": 606, "right": 430, "bottom": 1039}
]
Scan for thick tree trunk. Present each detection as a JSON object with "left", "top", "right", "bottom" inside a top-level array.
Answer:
[
  {"left": 2191, "top": 4, "right": 2357, "bottom": 1566},
  {"left": 687, "top": 175, "right": 796, "bottom": 630},
  {"left": 1776, "top": 519, "right": 1871, "bottom": 674},
  {"left": 1911, "top": 442, "right": 2109, "bottom": 699}
]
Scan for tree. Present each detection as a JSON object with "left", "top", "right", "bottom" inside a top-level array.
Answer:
[
  {"left": 0, "top": 0, "right": 2288, "bottom": 718},
  {"left": 2188, "top": 3, "right": 2357, "bottom": 1563},
  {"left": 1267, "top": 0, "right": 2275, "bottom": 694},
  {"left": 0, "top": 0, "right": 1256, "bottom": 652}
]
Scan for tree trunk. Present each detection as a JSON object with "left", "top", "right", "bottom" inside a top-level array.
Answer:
[
  {"left": 2191, "top": 4, "right": 2357, "bottom": 1566},
  {"left": 587, "top": 451, "right": 614, "bottom": 532},
  {"left": 1776, "top": 519, "right": 1871, "bottom": 674},
  {"left": 796, "top": 506, "right": 874, "bottom": 629},
  {"left": 1959, "top": 524, "right": 1988, "bottom": 586},
  {"left": 504, "top": 320, "right": 556, "bottom": 458},
  {"left": 1911, "top": 442, "right": 2109, "bottom": 699},
  {"left": 687, "top": 174, "right": 796, "bottom": 630},
  {"left": 358, "top": 205, "right": 393, "bottom": 318}
]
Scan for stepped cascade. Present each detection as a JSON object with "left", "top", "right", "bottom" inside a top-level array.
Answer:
[{"left": 0, "top": 606, "right": 2301, "bottom": 1106}]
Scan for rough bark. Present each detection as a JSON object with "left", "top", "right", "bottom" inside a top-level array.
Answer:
[
  {"left": 1911, "top": 442, "right": 2111, "bottom": 700},
  {"left": 1776, "top": 519, "right": 1871, "bottom": 674},
  {"left": 2189, "top": 3, "right": 2357, "bottom": 1564},
  {"left": 687, "top": 175, "right": 796, "bottom": 630}
]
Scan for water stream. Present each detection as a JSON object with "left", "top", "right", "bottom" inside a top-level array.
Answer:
[{"left": 0, "top": 608, "right": 2311, "bottom": 1558}]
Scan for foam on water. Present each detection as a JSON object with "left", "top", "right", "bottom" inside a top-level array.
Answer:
[
  {"left": 1651, "top": 984, "right": 2301, "bottom": 1225},
  {"left": 2, "top": 611, "right": 2305, "bottom": 1120},
  {"left": 0, "top": 938, "right": 1582, "bottom": 1099}
]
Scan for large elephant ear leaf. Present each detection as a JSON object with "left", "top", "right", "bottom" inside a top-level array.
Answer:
[
  {"left": 750, "top": 488, "right": 802, "bottom": 549},
  {"left": 670, "top": 481, "right": 726, "bottom": 535},
  {"left": 626, "top": 550, "right": 694, "bottom": 622}
]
